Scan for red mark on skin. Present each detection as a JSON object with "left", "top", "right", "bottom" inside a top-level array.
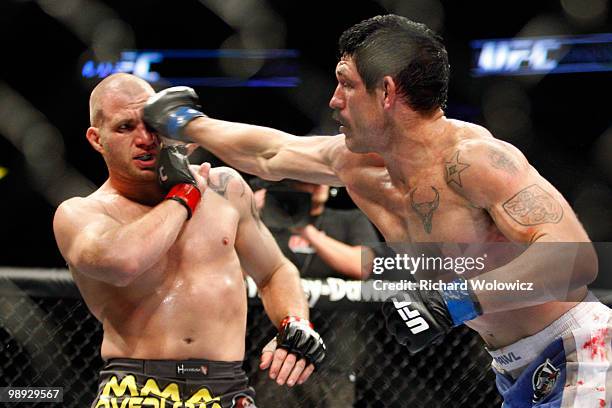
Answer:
[
  {"left": 583, "top": 328, "right": 609, "bottom": 360},
  {"left": 596, "top": 386, "right": 605, "bottom": 392},
  {"left": 222, "top": 237, "right": 229, "bottom": 245},
  {"left": 577, "top": 380, "right": 584, "bottom": 385},
  {"left": 599, "top": 399, "right": 606, "bottom": 407}
]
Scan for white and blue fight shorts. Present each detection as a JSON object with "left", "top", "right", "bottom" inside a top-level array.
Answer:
[{"left": 489, "top": 292, "right": 612, "bottom": 407}]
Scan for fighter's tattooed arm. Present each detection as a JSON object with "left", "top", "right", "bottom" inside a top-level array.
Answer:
[
  {"left": 410, "top": 186, "right": 440, "bottom": 234},
  {"left": 502, "top": 184, "right": 563, "bottom": 226},
  {"left": 207, "top": 167, "right": 262, "bottom": 228},
  {"left": 207, "top": 169, "right": 245, "bottom": 198},
  {"left": 447, "top": 139, "right": 587, "bottom": 241},
  {"left": 488, "top": 147, "right": 519, "bottom": 175},
  {"left": 432, "top": 139, "right": 593, "bottom": 316}
]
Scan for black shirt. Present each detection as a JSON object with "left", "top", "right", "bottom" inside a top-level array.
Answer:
[{"left": 264, "top": 208, "right": 380, "bottom": 279}]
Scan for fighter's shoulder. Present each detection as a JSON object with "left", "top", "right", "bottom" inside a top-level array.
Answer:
[
  {"left": 331, "top": 134, "right": 383, "bottom": 169},
  {"left": 207, "top": 166, "right": 249, "bottom": 199},
  {"left": 55, "top": 192, "right": 108, "bottom": 218},
  {"left": 448, "top": 123, "right": 529, "bottom": 172},
  {"left": 444, "top": 124, "right": 531, "bottom": 206},
  {"left": 53, "top": 194, "right": 112, "bottom": 237}
]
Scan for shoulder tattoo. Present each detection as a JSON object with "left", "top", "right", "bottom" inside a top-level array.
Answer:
[
  {"left": 502, "top": 184, "right": 563, "bottom": 226},
  {"left": 445, "top": 151, "right": 470, "bottom": 188},
  {"left": 488, "top": 147, "right": 518, "bottom": 174},
  {"left": 208, "top": 170, "right": 245, "bottom": 198},
  {"left": 410, "top": 186, "right": 440, "bottom": 234}
]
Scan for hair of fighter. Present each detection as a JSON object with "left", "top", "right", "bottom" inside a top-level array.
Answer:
[{"left": 338, "top": 14, "right": 450, "bottom": 113}]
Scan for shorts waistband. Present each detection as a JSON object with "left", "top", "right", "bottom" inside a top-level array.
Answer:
[
  {"left": 487, "top": 292, "right": 611, "bottom": 376},
  {"left": 104, "top": 358, "right": 245, "bottom": 380}
]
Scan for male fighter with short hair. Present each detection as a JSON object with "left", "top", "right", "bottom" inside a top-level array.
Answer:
[
  {"left": 141, "top": 15, "right": 611, "bottom": 407},
  {"left": 53, "top": 73, "right": 325, "bottom": 408}
]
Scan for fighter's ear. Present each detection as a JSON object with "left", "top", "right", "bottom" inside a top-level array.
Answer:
[
  {"left": 381, "top": 76, "right": 397, "bottom": 109},
  {"left": 86, "top": 127, "right": 104, "bottom": 154}
]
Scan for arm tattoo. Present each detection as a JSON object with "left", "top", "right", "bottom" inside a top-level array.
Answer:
[
  {"left": 410, "top": 186, "right": 440, "bottom": 234},
  {"left": 208, "top": 170, "right": 245, "bottom": 198},
  {"left": 445, "top": 151, "right": 470, "bottom": 188},
  {"left": 488, "top": 147, "right": 518, "bottom": 174},
  {"left": 502, "top": 184, "right": 563, "bottom": 226}
]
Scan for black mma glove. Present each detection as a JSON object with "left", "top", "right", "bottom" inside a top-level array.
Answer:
[
  {"left": 157, "top": 145, "right": 201, "bottom": 219},
  {"left": 277, "top": 316, "right": 326, "bottom": 367},
  {"left": 143, "top": 86, "right": 206, "bottom": 142},
  {"left": 382, "top": 277, "right": 482, "bottom": 354}
]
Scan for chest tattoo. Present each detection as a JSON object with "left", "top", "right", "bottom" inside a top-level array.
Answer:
[
  {"left": 410, "top": 186, "right": 440, "bottom": 234},
  {"left": 445, "top": 151, "right": 470, "bottom": 188}
]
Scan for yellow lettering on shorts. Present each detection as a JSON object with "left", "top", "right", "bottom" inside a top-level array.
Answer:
[
  {"left": 95, "top": 375, "right": 140, "bottom": 408},
  {"left": 183, "top": 387, "right": 222, "bottom": 408},
  {"left": 140, "top": 379, "right": 181, "bottom": 402},
  {"left": 128, "top": 396, "right": 144, "bottom": 408},
  {"left": 102, "top": 375, "right": 140, "bottom": 398},
  {"left": 110, "top": 398, "right": 130, "bottom": 408}
]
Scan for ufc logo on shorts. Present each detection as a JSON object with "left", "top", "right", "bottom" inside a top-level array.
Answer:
[{"left": 393, "top": 299, "right": 429, "bottom": 334}]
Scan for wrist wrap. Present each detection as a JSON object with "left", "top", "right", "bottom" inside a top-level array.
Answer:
[
  {"left": 439, "top": 277, "right": 482, "bottom": 326},
  {"left": 166, "top": 184, "right": 201, "bottom": 219},
  {"left": 167, "top": 106, "right": 206, "bottom": 140},
  {"left": 280, "top": 316, "right": 314, "bottom": 330}
]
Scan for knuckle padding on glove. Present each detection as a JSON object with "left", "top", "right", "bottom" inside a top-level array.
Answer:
[
  {"left": 277, "top": 323, "right": 326, "bottom": 366},
  {"left": 381, "top": 289, "right": 453, "bottom": 354},
  {"left": 143, "top": 87, "right": 205, "bottom": 141}
]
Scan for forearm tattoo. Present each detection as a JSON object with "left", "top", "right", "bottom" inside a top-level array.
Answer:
[
  {"left": 488, "top": 147, "right": 518, "bottom": 174},
  {"left": 502, "top": 184, "right": 563, "bottom": 226},
  {"left": 410, "top": 186, "right": 440, "bottom": 234},
  {"left": 445, "top": 151, "right": 470, "bottom": 188}
]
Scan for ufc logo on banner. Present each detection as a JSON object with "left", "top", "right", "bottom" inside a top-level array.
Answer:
[{"left": 393, "top": 299, "right": 429, "bottom": 334}]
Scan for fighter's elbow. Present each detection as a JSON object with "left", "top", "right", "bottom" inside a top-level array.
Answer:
[
  {"left": 256, "top": 154, "right": 287, "bottom": 181},
  {"left": 111, "top": 258, "right": 143, "bottom": 287}
]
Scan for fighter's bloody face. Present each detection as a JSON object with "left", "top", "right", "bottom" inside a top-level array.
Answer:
[
  {"left": 329, "top": 56, "right": 385, "bottom": 153},
  {"left": 97, "top": 90, "right": 160, "bottom": 183}
]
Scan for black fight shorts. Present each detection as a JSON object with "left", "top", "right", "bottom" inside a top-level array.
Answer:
[{"left": 91, "top": 358, "right": 256, "bottom": 408}]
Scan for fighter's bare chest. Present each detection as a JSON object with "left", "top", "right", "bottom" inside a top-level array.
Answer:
[
  {"left": 347, "top": 176, "right": 495, "bottom": 243},
  {"left": 107, "top": 193, "right": 240, "bottom": 261}
]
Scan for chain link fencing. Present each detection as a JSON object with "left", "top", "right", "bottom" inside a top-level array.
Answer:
[{"left": 0, "top": 268, "right": 503, "bottom": 407}]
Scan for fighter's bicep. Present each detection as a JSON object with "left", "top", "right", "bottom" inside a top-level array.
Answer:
[
  {"left": 487, "top": 172, "right": 584, "bottom": 242},
  {"left": 450, "top": 140, "right": 584, "bottom": 242}
]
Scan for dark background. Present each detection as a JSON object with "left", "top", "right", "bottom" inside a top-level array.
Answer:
[{"left": 1, "top": 0, "right": 611, "bottom": 267}]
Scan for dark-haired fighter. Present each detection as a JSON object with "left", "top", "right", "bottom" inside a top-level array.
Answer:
[
  {"left": 142, "top": 15, "right": 612, "bottom": 407},
  {"left": 53, "top": 73, "right": 325, "bottom": 408}
]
